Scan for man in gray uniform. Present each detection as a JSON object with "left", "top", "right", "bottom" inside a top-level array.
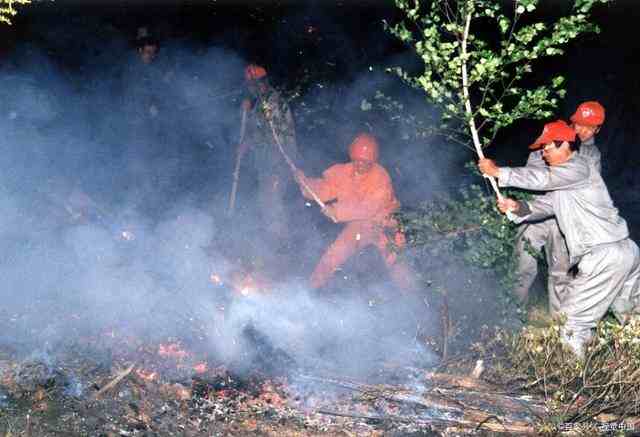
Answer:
[
  {"left": 514, "top": 102, "right": 605, "bottom": 314},
  {"left": 479, "top": 120, "right": 639, "bottom": 357},
  {"left": 237, "top": 64, "right": 299, "bottom": 246}
]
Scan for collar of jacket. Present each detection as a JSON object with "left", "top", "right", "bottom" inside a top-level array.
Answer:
[{"left": 582, "top": 136, "right": 595, "bottom": 147}]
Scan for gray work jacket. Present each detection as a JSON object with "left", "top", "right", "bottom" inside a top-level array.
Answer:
[
  {"left": 244, "top": 88, "right": 299, "bottom": 179},
  {"left": 499, "top": 153, "right": 628, "bottom": 266},
  {"left": 578, "top": 137, "right": 601, "bottom": 173}
]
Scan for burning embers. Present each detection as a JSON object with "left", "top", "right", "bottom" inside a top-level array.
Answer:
[
  {"left": 209, "top": 267, "right": 272, "bottom": 298},
  {"left": 158, "top": 342, "right": 189, "bottom": 360},
  {"left": 153, "top": 342, "right": 208, "bottom": 376},
  {"left": 135, "top": 368, "right": 159, "bottom": 382},
  {"left": 209, "top": 273, "right": 222, "bottom": 286},
  {"left": 231, "top": 270, "right": 270, "bottom": 297},
  {"left": 192, "top": 362, "right": 208, "bottom": 374}
]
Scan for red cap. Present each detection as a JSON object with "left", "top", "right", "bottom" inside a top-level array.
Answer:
[
  {"left": 349, "top": 133, "right": 379, "bottom": 162},
  {"left": 245, "top": 64, "right": 267, "bottom": 81},
  {"left": 529, "top": 120, "right": 576, "bottom": 150},
  {"left": 570, "top": 101, "right": 605, "bottom": 127}
]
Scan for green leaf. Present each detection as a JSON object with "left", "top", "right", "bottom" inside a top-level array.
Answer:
[{"left": 498, "top": 17, "right": 510, "bottom": 34}]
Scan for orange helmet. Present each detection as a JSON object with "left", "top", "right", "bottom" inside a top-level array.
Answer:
[
  {"left": 529, "top": 120, "right": 576, "bottom": 150},
  {"left": 570, "top": 101, "right": 605, "bottom": 127},
  {"left": 245, "top": 64, "right": 267, "bottom": 81},
  {"left": 348, "top": 133, "right": 379, "bottom": 162}
]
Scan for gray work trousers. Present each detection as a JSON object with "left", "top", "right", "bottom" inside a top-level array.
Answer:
[
  {"left": 560, "top": 238, "right": 640, "bottom": 357},
  {"left": 257, "top": 173, "right": 289, "bottom": 241},
  {"left": 514, "top": 219, "right": 570, "bottom": 313}
]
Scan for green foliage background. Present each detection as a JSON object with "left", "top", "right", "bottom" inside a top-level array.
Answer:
[
  {"left": 386, "top": 0, "right": 611, "bottom": 149},
  {"left": 399, "top": 182, "right": 530, "bottom": 291},
  {"left": 0, "top": 0, "right": 30, "bottom": 25}
]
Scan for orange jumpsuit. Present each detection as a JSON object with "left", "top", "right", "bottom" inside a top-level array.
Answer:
[{"left": 302, "top": 162, "right": 416, "bottom": 291}]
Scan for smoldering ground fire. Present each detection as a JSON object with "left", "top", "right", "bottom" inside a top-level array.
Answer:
[{"left": 0, "top": 12, "right": 455, "bottom": 435}]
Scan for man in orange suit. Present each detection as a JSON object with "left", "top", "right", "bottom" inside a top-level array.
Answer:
[{"left": 294, "top": 133, "right": 416, "bottom": 292}]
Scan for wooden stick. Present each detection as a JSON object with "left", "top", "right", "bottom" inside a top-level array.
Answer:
[
  {"left": 441, "top": 289, "right": 450, "bottom": 361},
  {"left": 460, "top": 9, "right": 502, "bottom": 201},
  {"left": 93, "top": 363, "right": 135, "bottom": 399},
  {"left": 228, "top": 107, "right": 248, "bottom": 215},
  {"left": 259, "top": 96, "right": 337, "bottom": 222},
  {"left": 266, "top": 119, "right": 333, "bottom": 214}
]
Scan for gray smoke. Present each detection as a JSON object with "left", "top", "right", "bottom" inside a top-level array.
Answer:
[{"left": 0, "top": 14, "right": 449, "bottom": 386}]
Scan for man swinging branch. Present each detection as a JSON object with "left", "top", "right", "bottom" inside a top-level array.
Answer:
[{"left": 479, "top": 120, "right": 640, "bottom": 357}]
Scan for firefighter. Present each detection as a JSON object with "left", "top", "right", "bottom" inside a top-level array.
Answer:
[
  {"left": 120, "top": 28, "right": 180, "bottom": 214},
  {"left": 294, "top": 133, "right": 416, "bottom": 292},
  {"left": 237, "top": 64, "right": 299, "bottom": 245},
  {"left": 136, "top": 27, "right": 159, "bottom": 65},
  {"left": 479, "top": 120, "right": 640, "bottom": 357},
  {"left": 514, "top": 101, "right": 605, "bottom": 312},
  {"left": 127, "top": 28, "right": 165, "bottom": 123},
  {"left": 570, "top": 101, "right": 605, "bottom": 167}
]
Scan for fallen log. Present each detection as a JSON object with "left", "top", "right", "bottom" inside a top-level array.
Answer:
[
  {"left": 316, "top": 409, "right": 394, "bottom": 423},
  {"left": 423, "top": 370, "right": 498, "bottom": 391},
  {"left": 297, "top": 372, "right": 546, "bottom": 434}
]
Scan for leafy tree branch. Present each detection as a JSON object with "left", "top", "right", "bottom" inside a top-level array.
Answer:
[
  {"left": 387, "top": 0, "right": 611, "bottom": 157},
  {"left": 0, "top": 0, "right": 30, "bottom": 25}
]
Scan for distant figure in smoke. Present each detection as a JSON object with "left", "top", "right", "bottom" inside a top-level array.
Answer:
[
  {"left": 128, "top": 27, "right": 166, "bottom": 123},
  {"left": 294, "top": 133, "right": 417, "bottom": 291},
  {"left": 513, "top": 101, "right": 604, "bottom": 313},
  {"left": 136, "top": 27, "right": 159, "bottom": 65},
  {"left": 121, "top": 27, "right": 180, "bottom": 213},
  {"left": 237, "top": 64, "right": 299, "bottom": 246},
  {"left": 479, "top": 120, "right": 639, "bottom": 358}
]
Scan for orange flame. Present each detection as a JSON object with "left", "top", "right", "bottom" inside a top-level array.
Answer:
[
  {"left": 158, "top": 343, "right": 189, "bottom": 360},
  {"left": 209, "top": 273, "right": 222, "bottom": 286},
  {"left": 230, "top": 271, "right": 271, "bottom": 297},
  {"left": 136, "top": 369, "right": 158, "bottom": 381},
  {"left": 193, "top": 362, "right": 208, "bottom": 373},
  {"left": 210, "top": 267, "right": 272, "bottom": 296}
]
